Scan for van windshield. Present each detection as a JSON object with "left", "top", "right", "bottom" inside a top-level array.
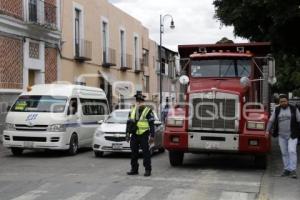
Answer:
[
  {"left": 11, "top": 95, "right": 67, "bottom": 113},
  {"left": 191, "top": 59, "right": 251, "bottom": 78}
]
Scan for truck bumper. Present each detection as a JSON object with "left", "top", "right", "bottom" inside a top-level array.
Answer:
[
  {"left": 163, "top": 131, "right": 188, "bottom": 151},
  {"left": 239, "top": 133, "right": 271, "bottom": 154}
]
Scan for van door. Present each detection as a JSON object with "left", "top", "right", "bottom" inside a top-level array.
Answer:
[
  {"left": 66, "top": 98, "right": 82, "bottom": 144},
  {"left": 79, "top": 98, "right": 106, "bottom": 146}
]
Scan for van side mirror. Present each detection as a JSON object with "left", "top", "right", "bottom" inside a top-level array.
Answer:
[{"left": 6, "top": 105, "right": 11, "bottom": 112}]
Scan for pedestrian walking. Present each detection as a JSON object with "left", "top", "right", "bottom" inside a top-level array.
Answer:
[
  {"left": 266, "top": 94, "right": 300, "bottom": 179},
  {"left": 126, "top": 91, "right": 155, "bottom": 177}
]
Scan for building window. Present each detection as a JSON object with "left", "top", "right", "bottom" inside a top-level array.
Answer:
[
  {"left": 102, "top": 21, "right": 108, "bottom": 63},
  {"left": 75, "top": 8, "right": 81, "bottom": 57},
  {"left": 29, "top": 0, "right": 38, "bottom": 22},
  {"left": 142, "top": 49, "right": 149, "bottom": 67},
  {"left": 161, "top": 58, "right": 166, "bottom": 74},
  {"left": 29, "top": 42, "right": 40, "bottom": 59},
  {"left": 144, "top": 75, "right": 149, "bottom": 93},
  {"left": 134, "top": 36, "right": 139, "bottom": 70},
  {"left": 120, "top": 30, "right": 125, "bottom": 67}
]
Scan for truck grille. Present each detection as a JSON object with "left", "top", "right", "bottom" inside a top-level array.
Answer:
[{"left": 190, "top": 93, "right": 238, "bottom": 132}]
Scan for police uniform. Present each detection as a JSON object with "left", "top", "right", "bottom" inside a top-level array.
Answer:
[{"left": 126, "top": 95, "right": 155, "bottom": 177}]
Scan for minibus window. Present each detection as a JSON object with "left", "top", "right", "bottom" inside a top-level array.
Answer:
[
  {"left": 68, "top": 98, "right": 78, "bottom": 115},
  {"left": 11, "top": 95, "right": 67, "bottom": 113},
  {"left": 80, "top": 99, "right": 109, "bottom": 115}
]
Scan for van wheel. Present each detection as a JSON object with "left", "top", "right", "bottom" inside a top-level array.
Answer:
[
  {"left": 68, "top": 134, "right": 78, "bottom": 156},
  {"left": 11, "top": 148, "right": 23, "bottom": 156},
  {"left": 169, "top": 151, "right": 184, "bottom": 166},
  {"left": 94, "top": 151, "right": 104, "bottom": 157}
]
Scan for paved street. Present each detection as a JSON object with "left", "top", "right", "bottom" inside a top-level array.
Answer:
[
  {"left": 0, "top": 140, "right": 299, "bottom": 200},
  {"left": 0, "top": 143, "right": 262, "bottom": 200}
]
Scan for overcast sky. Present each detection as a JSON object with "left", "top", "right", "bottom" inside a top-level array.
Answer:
[{"left": 108, "top": 0, "right": 248, "bottom": 51}]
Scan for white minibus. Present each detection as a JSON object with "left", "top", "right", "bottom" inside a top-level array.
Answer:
[{"left": 3, "top": 84, "right": 109, "bottom": 156}]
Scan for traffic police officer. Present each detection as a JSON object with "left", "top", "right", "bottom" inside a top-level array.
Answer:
[{"left": 126, "top": 91, "right": 155, "bottom": 177}]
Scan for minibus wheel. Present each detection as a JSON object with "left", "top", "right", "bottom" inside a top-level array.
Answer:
[
  {"left": 11, "top": 148, "right": 23, "bottom": 156},
  {"left": 68, "top": 134, "right": 78, "bottom": 156}
]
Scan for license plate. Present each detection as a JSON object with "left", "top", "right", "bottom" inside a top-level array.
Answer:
[
  {"left": 205, "top": 141, "right": 219, "bottom": 149},
  {"left": 24, "top": 141, "right": 33, "bottom": 148},
  {"left": 112, "top": 143, "right": 122, "bottom": 150}
]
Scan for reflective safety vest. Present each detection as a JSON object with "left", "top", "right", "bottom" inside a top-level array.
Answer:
[{"left": 130, "top": 105, "right": 151, "bottom": 135}]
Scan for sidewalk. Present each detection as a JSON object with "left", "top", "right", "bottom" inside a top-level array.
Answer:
[{"left": 258, "top": 138, "right": 300, "bottom": 200}]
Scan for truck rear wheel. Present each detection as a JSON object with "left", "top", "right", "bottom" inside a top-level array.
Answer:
[
  {"left": 254, "top": 154, "right": 267, "bottom": 169},
  {"left": 11, "top": 148, "right": 23, "bottom": 156},
  {"left": 169, "top": 151, "right": 184, "bottom": 166}
]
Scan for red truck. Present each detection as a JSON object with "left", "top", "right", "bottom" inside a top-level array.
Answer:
[{"left": 164, "top": 42, "right": 276, "bottom": 169}]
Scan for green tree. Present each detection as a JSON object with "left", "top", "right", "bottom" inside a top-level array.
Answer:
[
  {"left": 213, "top": 0, "right": 300, "bottom": 55},
  {"left": 213, "top": 0, "right": 300, "bottom": 93}
]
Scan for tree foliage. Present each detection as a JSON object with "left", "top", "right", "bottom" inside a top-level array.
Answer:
[
  {"left": 213, "top": 0, "right": 300, "bottom": 55},
  {"left": 213, "top": 0, "right": 300, "bottom": 94}
]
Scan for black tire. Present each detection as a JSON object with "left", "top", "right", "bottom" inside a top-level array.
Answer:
[
  {"left": 68, "top": 134, "right": 78, "bottom": 156},
  {"left": 158, "top": 147, "right": 165, "bottom": 153},
  {"left": 11, "top": 148, "right": 23, "bottom": 156},
  {"left": 254, "top": 154, "right": 267, "bottom": 169},
  {"left": 94, "top": 151, "right": 104, "bottom": 157},
  {"left": 169, "top": 151, "right": 184, "bottom": 166}
]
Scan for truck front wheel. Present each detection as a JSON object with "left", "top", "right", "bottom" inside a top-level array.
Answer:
[
  {"left": 169, "top": 151, "right": 184, "bottom": 166},
  {"left": 254, "top": 154, "right": 267, "bottom": 169}
]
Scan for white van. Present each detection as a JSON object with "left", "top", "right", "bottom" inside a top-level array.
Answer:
[{"left": 2, "top": 84, "right": 109, "bottom": 156}]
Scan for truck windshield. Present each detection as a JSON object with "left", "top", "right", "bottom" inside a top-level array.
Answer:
[
  {"left": 191, "top": 59, "right": 251, "bottom": 78},
  {"left": 11, "top": 95, "right": 67, "bottom": 113}
]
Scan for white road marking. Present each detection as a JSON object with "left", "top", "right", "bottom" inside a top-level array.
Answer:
[
  {"left": 165, "top": 189, "right": 200, "bottom": 200},
  {"left": 10, "top": 183, "right": 54, "bottom": 200},
  {"left": 112, "top": 186, "right": 153, "bottom": 200},
  {"left": 63, "top": 192, "right": 97, "bottom": 200},
  {"left": 127, "top": 176, "right": 260, "bottom": 187},
  {"left": 219, "top": 191, "right": 248, "bottom": 200}
]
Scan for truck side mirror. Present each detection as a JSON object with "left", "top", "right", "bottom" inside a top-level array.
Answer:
[
  {"left": 179, "top": 75, "right": 189, "bottom": 85},
  {"left": 6, "top": 105, "right": 11, "bottom": 112},
  {"left": 267, "top": 56, "right": 276, "bottom": 85},
  {"left": 240, "top": 77, "right": 250, "bottom": 87}
]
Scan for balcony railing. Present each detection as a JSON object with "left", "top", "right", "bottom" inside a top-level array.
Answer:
[
  {"left": 120, "top": 54, "right": 132, "bottom": 71},
  {"left": 28, "top": 0, "right": 57, "bottom": 30},
  {"left": 74, "top": 39, "right": 92, "bottom": 62},
  {"left": 102, "top": 48, "right": 116, "bottom": 67},
  {"left": 134, "top": 58, "right": 144, "bottom": 73}
]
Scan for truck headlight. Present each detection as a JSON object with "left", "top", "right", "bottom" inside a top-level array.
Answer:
[
  {"left": 95, "top": 130, "right": 105, "bottom": 137},
  {"left": 47, "top": 124, "right": 66, "bottom": 132},
  {"left": 247, "top": 121, "right": 265, "bottom": 130},
  {"left": 5, "top": 123, "right": 15, "bottom": 131},
  {"left": 167, "top": 117, "right": 184, "bottom": 127}
]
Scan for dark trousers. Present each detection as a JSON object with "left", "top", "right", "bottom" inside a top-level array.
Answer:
[{"left": 130, "top": 133, "right": 151, "bottom": 172}]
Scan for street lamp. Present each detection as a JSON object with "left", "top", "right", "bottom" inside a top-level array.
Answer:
[{"left": 159, "top": 14, "right": 175, "bottom": 120}]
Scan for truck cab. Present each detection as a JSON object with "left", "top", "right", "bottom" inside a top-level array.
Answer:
[{"left": 164, "top": 42, "right": 276, "bottom": 168}]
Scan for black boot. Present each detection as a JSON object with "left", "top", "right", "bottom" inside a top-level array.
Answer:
[
  {"left": 144, "top": 170, "right": 151, "bottom": 177},
  {"left": 127, "top": 170, "right": 138, "bottom": 175}
]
